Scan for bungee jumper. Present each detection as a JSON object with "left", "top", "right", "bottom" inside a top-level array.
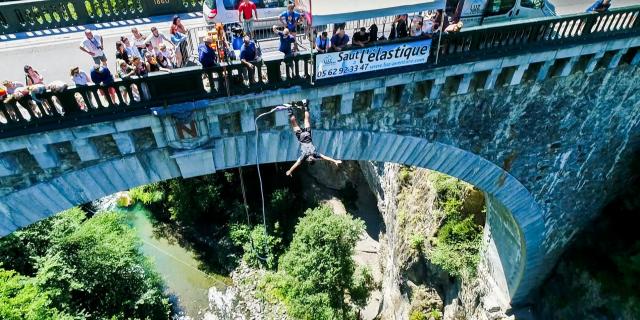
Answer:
[{"left": 285, "top": 100, "right": 342, "bottom": 176}]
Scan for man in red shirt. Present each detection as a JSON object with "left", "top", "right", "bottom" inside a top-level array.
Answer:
[{"left": 238, "top": 0, "right": 258, "bottom": 39}]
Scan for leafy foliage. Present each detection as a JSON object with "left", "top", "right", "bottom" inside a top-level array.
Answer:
[
  {"left": 0, "top": 268, "right": 73, "bottom": 320},
  {"left": 0, "top": 208, "right": 170, "bottom": 320},
  {"left": 229, "top": 223, "right": 282, "bottom": 269},
  {"left": 264, "top": 206, "right": 367, "bottom": 320},
  {"left": 430, "top": 174, "right": 483, "bottom": 279}
]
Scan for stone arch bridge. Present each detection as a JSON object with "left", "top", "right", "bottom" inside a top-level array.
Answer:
[{"left": 1, "top": 6, "right": 640, "bottom": 308}]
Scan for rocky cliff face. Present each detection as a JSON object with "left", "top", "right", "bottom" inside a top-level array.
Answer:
[{"left": 359, "top": 161, "right": 514, "bottom": 320}]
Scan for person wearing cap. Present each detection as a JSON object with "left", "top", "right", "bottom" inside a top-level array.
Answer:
[
  {"left": 239, "top": 36, "right": 258, "bottom": 84},
  {"left": 70, "top": 67, "right": 91, "bottom": 87},
  {"left": 79, "top": 30, "right": 107, "bottom": 66},
  {"left": 198, "top": 36, "right": 219, "bottom": 68},
  {"left": 146, "top": 26, "right": 174, "bottom": 50},
  {"left": 352, "top": 27, "right": 369, "bottom": 47}
]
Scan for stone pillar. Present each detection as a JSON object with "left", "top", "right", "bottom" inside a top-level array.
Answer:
[
  {"left": 457, "top": 73, "right": 473, "bottom": 95},
  {"left": 150, "top": 119, "right": 168, "bottom": 148},
  {"left": 205, "top": 109, "right": 222, "bottom": 137},
  {"left": 560, "top": 56, "right": 579, "bottom": 77},
  {"left": 27, "top": 144, "right": 59, "bottom": 169},
  {"left": 400, "top": 82, "right": 416, "bottom": 105},
  {"left": 509, "top": 64, "right": 529, "bottom": 86},
  {"left": 240, "top": 110, "right": 255, "bottom": 133},
  {"left": 112, "top": 132, "right": 136, "bottom": 155},
  {"left": 608, "top": 48, "right": 628, "bottom": 69},
  {"left": 631, "top": 50, "right": 640, "bottom": 65},
  {"left": 585, "top": 51, "right": 605, "bottom": 73},
  {"left": 484, "top": 68, "right": 502, "bottom": 90},
  {"left": 536, "top": 60, "right": 555, "bottom": 81},
  {"left": 372, "top": 87, "right": 386, "bottom": 109},
  {"left": 71, "top": 138, "right": 100, "bottom": 162},
  {"left": 0, "top": 154, "right": 17, "bottom": 176},
  {"left": 430, "top": 77, "right": 446, "bottom": 100},
  {"left": 340, "top": 92, "right": 354, "bottom": 115}
]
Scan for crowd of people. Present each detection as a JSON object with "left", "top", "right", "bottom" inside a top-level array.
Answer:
[
  {"left": 0, "top": 16, "right": 192, "bottom": 117},
  {"left": 0, "top": 0, "right": 616, "bottom": 117}
]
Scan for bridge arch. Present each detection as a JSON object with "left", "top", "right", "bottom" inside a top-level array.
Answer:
[{"left": 0, "top": 129, "right": 544, "bottom": 305}]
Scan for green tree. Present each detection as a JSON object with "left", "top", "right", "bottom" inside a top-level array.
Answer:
[
  {"left": 229, "top": 223, "right": 282, "bottom": 269},
  {"left": 267, "top": 206, "right": 367, "bottom": 320},
  {"left": 0, "top": 268, "right": 73, "bottom": 320},
  {"left": 34, "top": 211, "right": 170, "bottom": 319}
]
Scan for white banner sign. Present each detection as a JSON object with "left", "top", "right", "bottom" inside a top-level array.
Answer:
[{"left": 315, "top": 39, "right": 432, "bottom": 80}]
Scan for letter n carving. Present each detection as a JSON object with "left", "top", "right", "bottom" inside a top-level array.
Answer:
[{"left": 176, "top": 120, "right": 198, "bottom": 139}]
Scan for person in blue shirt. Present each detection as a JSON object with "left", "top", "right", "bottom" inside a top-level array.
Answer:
[
  {"left": 586, "top": 0, "right": 611, "bottom": 12},
  {"left": 198, "top": 36, "right": 219, "bottom": 68},
  {"left": 329, "top": 28, "right": 350, "bottom": 52},
  {"left": 273, "top": 26, "right": 298, "bottom": 57},
  {"left": 90, "top": 64, "right": 114, "bottom": 85},
  {"left": 279, "top": 4, "right": 301, "bottom": 35},
  {"left": 89, "top": 64, "right": 118, "bottom": 104},
  {"left": 239, "top": 36, "right": 259, "bottom": 84},
  {"left": 315, "top": 31, "right": 329, "bottom": 53}
]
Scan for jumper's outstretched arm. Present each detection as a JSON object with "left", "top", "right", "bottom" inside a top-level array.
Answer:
[{"left": 286, "top": 158, "right": 303, "bottom": 176}]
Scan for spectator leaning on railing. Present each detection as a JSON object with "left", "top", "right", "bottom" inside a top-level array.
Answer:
[
  {"left": 240, "top": 36, "right": 259, "bottom": 84},
  {"left": 586, "top": 0, "right": 612, "bottom": 13},
  {"left": 315, "top": 31, "right": 329, "bottom": 53},
  {"left": 274, "top": 26, "right": 298, "bottom": 57},
  {"left": 352, "top": 27, "right": 369, "bottom": 47},
  {"left": 329, "top": 29, "right": 349, "bottom": 52},
  {"left": 198, "top": 36, "right": 219, "bottom": 68}
]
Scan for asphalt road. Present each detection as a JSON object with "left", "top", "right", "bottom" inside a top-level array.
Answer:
[{"left": 0, "top": 0, "right": 637, "bottom": 83}]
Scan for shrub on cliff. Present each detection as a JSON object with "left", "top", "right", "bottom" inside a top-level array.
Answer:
[{"left": 263, "top": 206, "right": 367, "bottom": 319}]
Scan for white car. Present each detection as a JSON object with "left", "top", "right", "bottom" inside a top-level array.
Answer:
[{"left": 203, "top": 0, "right": 290, "bottom": 26}]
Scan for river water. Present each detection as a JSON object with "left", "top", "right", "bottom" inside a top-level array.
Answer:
[{"left": 117, "top": 204, "right": 230, "bottom": 318}]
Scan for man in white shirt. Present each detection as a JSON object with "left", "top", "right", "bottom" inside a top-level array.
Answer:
[
  {"left": 145, "top": 27, "right": 174, "bottom": 50},
  {"left": 79, "top": 30, "right": 107, "bottom": 66}
]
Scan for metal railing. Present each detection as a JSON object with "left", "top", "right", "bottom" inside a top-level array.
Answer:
[
  {"left": 1, "top": 5, "right": 639, "bottom": 140},
  {"left": 0, "top": 0, "right": 201, "bottom": 35}
]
